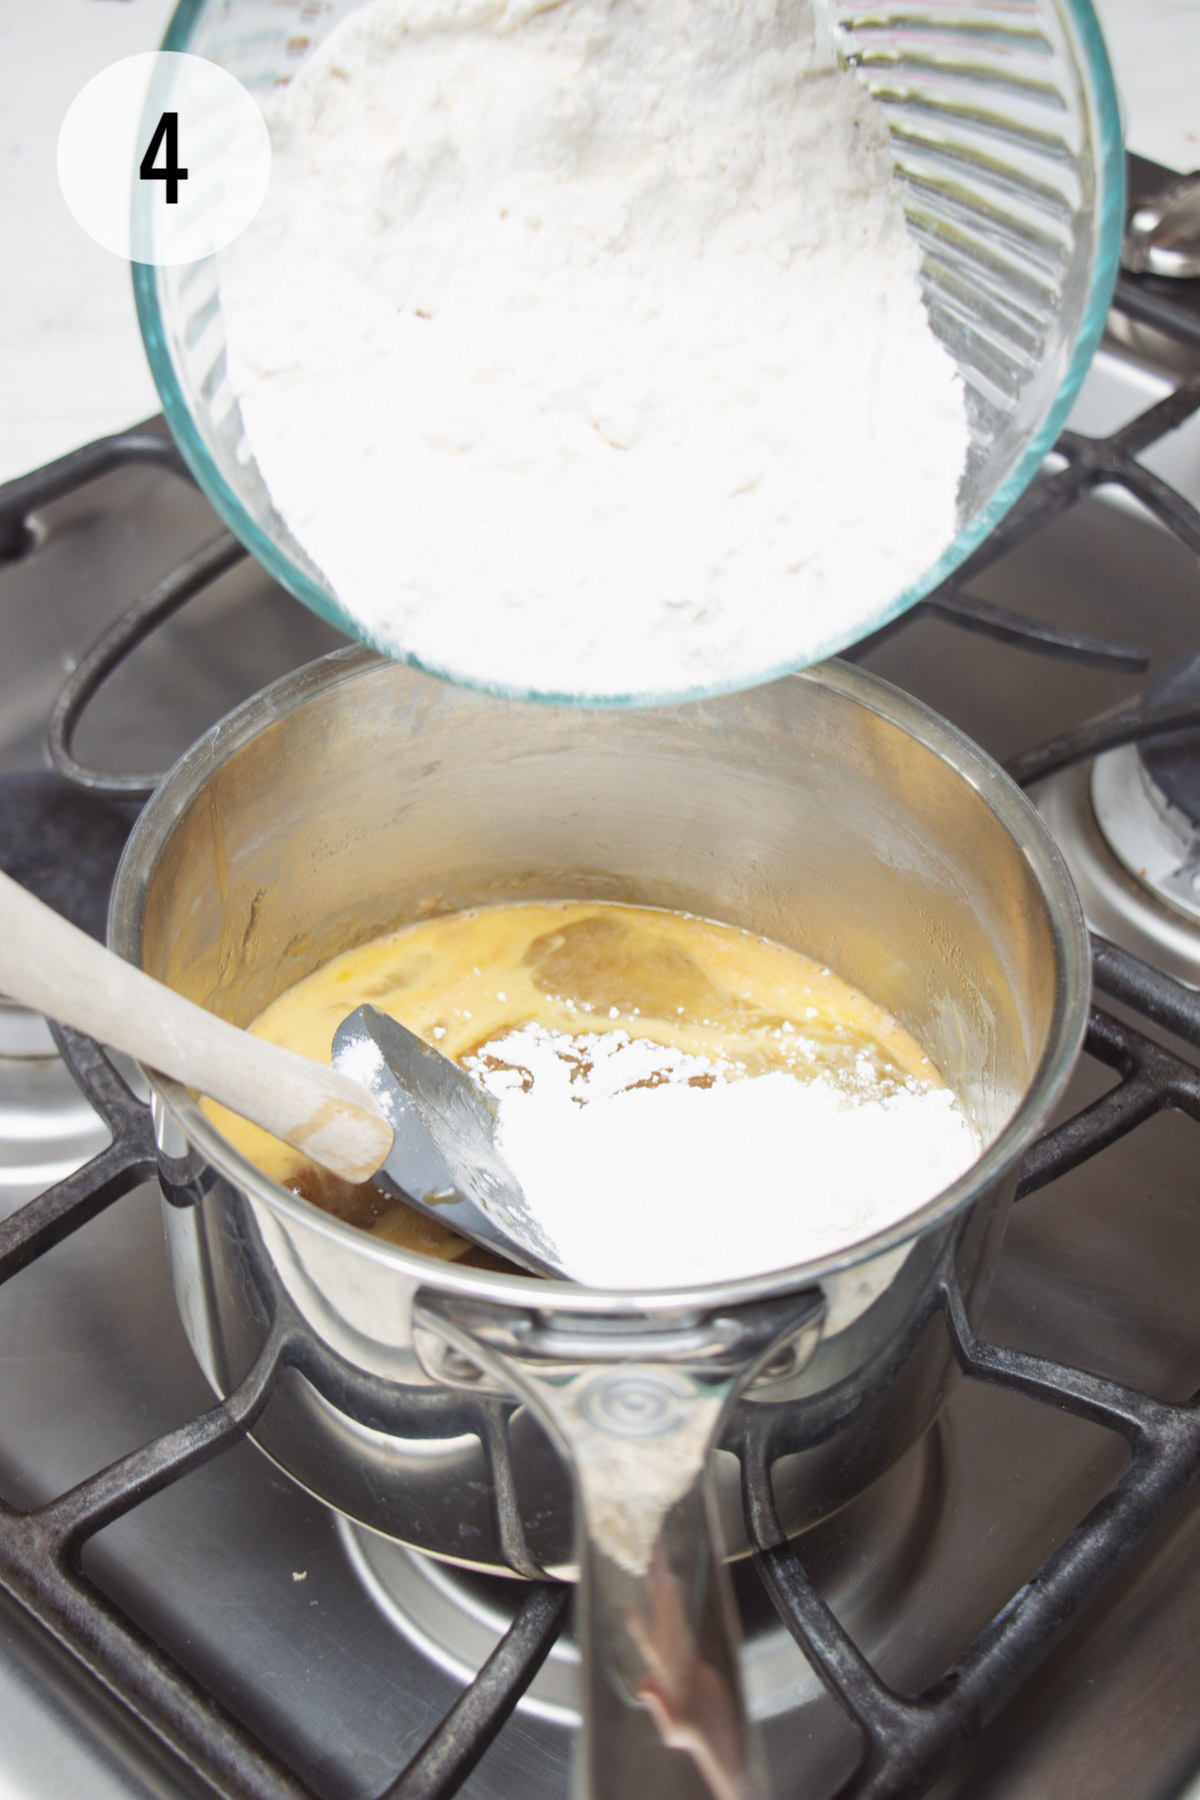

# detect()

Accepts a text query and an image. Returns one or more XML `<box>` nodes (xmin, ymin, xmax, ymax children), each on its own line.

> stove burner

<box><xmin>1032</xmin><ymin>655</ymin><xmax>1200</xmax><ymax>981</ymax></box>
<box><xmin>0</xmin><ymin>995</ymin><xmax>112</xmax><ymax>1206</ymax></box>
<box><xmin>1035</xmin><ymin>757</ymin><xmax>1200</xmax><ymax>985</ymax></box>
<box><xmin>1138</xmin><ymin>650</ymin><xmax>1200</xmax><ymax>826</ymax></box>
<box><xmin>0</xmin><ymin>776</ymin><xmax>136</xmax><ymax>1205</ymax></box>
<box><xmin>340</xmin><ymin>1421</ymin><xmax>947</xmax><ymax>1733</ymax></box>
<box><xmin>0</xmin><ymin>772</ymin><xmax>136</xmax><ymax>941</ymax></box>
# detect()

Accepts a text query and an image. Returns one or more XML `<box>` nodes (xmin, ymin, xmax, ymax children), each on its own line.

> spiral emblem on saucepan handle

<box><xmin>576</xmin><ymin>1369</ymin><xmax>691</xmax><ymax>1438</ymax></box>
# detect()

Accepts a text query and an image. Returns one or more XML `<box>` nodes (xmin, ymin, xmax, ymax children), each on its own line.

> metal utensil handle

<box><xmin>332</xmin><ymin>1005</ymin><xmax>564</xmax><ymax>1277</ymax></box>
<box><xmin>416</xmin><ymin>1289</ymin><xmax>825</xmax><ymax>1800</ymax></box>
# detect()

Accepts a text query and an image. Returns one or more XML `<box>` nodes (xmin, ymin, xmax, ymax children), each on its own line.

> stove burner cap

<box><xmin>1138</xmin><ymin>650</ymin><xmax>1200</xmax><ymax>828</ymax></box>
<box><xmin>0</xmin><ymin>772</ymin><xmax>137</xmax><ymax>942</ymax></box>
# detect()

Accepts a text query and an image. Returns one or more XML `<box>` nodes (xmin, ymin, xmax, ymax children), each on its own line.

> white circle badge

<box><xmin>58</xmin><ymin>52</ymin><xmax>271</xmax><ymax>266</ymax></box>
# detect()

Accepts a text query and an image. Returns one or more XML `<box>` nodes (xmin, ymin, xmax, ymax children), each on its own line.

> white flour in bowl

<box><xmin>465</xmin><ymin>1024</ymin><xmax>980</xmax><ymax>1287</ymax></box>
<box><xmin>219</xmin><ymin>0</ymin><xmax>969</xmax><ymax>701</ymax></box>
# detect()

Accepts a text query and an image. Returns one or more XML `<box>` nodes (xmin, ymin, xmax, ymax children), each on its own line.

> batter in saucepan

<box><xmin>205</xmin><ymin>901</ymin><xmax>979</xmax><ymax>1284</ymax></box>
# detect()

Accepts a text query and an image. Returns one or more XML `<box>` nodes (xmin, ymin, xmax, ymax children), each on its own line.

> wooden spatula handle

<box><xmin>0</xmin><ymin>869</ymin><xmax>393</xmax><ymax>1184</ymax></box>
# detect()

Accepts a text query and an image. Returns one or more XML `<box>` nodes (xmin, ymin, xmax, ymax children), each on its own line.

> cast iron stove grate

<box><xmin>4</xmin><ymin>270</ymin><xmax>1200</xmax><ymax>1797</ymax></box>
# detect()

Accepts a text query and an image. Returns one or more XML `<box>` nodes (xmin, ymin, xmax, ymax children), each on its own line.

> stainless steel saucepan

<box><xmin>108</xmin><ymin>650</ymin><xmax>1089</xmax><ymax>1800</ymax></box>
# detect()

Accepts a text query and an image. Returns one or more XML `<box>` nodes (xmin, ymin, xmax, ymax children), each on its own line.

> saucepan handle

<box><xmin>415</xmin><ymin>1288</ymin><xmax>825</xmax><ymax>1800</ymax></box>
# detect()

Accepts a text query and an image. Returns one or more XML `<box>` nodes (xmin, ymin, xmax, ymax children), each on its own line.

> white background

<box><xmin>1</xmin><ymin>0</ymin><xmax>1198</xmax><ymax>484</ymax></box>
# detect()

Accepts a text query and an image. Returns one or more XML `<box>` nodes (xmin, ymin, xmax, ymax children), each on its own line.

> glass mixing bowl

<box><xmin>135</xmin><ymin>0</ymin><xmax>1124</xmax><ymax>706</ymax></box>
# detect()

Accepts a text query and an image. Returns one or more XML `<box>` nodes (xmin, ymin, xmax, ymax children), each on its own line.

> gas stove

<box><xmin>5</xmin><ymin>199</ymin><xmax>1200</xmax><ymax>1800</ymax></box>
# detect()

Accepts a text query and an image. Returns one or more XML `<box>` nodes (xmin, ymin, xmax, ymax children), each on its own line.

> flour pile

<box><xmin>219</xmin><ymin>0</ymin><xmax>969</xmax><ymax>700</ymax></box>
<box><xmin>464</xmin><ymin>1025</ymin><xmax>980</xmax><ymax>1287</ymax></box>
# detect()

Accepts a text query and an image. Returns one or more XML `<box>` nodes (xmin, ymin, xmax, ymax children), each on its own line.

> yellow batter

<box><xmin>204</xmin><ymin>901</ymin><xmax>939</xmax><ymax>1267</ymax></box>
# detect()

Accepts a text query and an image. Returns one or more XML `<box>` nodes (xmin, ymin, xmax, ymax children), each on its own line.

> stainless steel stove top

<box><xmin>3</xmin><ymin>308</ymin><xmax>1200</xmax><ymax>1800</ymax></box>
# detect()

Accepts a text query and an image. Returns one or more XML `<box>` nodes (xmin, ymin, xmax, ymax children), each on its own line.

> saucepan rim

<box><xmin>109</xmin><ymin>647</ymin><xmax>1090</xmax><ymax>1313</ymax></box>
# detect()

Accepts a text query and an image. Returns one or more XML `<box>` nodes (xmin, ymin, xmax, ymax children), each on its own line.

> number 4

<box><xmin>140</xmin><ymin>111</ymin><xmax>188</xmax><ymax>206</ymax></box>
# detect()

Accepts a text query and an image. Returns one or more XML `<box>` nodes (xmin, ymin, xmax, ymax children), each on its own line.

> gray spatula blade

<box><xmin>331</xmin><ymin>1005</ymin><xmax>565</xmax><ymax>1278</ymax></box>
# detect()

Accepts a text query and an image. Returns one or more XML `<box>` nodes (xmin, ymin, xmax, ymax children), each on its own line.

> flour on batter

<box><xmin>220</xmin><ymin>0</ymin><xmax>969</xmax><ymax>697</ymax></box>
